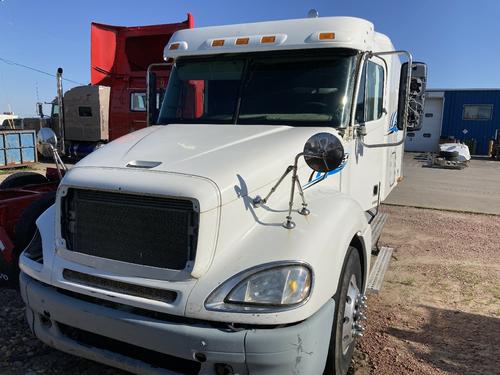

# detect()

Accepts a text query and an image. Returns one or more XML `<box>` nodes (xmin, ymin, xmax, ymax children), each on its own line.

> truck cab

<box><xmin>19</xmin><ymin>15</ymin><xmax>426</xmax><ymax>375</ymax></box>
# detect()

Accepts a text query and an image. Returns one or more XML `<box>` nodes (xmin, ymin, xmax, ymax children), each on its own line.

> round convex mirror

<box><xmin>37</xmin><ymin>127</ymin><xmax>58</xmax><ymax>158</ymax></box>
<box><xmin>303</xmin><ymin>132</ymin><xmax>344</xmax><ymax>172</ymax></box>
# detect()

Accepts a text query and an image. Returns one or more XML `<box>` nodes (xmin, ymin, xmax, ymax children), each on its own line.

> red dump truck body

<box><xmin>90</xmin><ymin>14</ymin><xmax>194</xmax><ymax>141</ymax></box>
<box><xmin>0</xmin><ymin>17</ymin><xmax>195</xmax><ymax>285</ymax></box>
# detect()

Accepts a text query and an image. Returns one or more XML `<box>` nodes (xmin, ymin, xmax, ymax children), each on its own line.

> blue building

<box><xmin>405</xmin><ymin>89</ymin><xmax>500</xmax><ymax>155</ymax></box>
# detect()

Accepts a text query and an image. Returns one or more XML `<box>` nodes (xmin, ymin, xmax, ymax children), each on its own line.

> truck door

<box><xmin>350</xmin><ymin>58</ymin><xmax>387</xmax><ymax>210</ymax></box>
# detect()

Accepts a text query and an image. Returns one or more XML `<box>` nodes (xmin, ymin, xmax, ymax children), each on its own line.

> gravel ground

<box><xmin>0</xmin><ymin>290</ymin><xmax>123</xmax><ymax>375</ymax></box>
<box><xmin>351</xmin><ymin>205</ymin><xmax>500</xmax><ymax>375</ymax></box>
<box><xmin>1</xmin><ymin>205</ymin><xmax>499</xmax><ymax>374</ymax></box>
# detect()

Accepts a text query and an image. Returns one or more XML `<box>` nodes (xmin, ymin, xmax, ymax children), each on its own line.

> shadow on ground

<box><xmin>388</xmin><ymin>305</ymin><xmax>500</xmax><ymax>375</ymax></box>
<box><xmin>410</xmin><ymin>152</ymin><xmax>429</xmax><ymax>162</ymax></box>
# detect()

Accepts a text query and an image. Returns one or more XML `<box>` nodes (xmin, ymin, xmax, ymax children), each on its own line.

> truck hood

<box><xmin>76</xmin><ymin>124</ymin><xmax>338</xmax><ymax>210</ymax></box>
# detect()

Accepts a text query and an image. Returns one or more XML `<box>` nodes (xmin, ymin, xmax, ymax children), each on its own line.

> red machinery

<box><xmin>90</xmin><ymin>13</ymin><xmax>194</xmax><ymax>140</ymax></box>
<box><xmin>41</xmin><ymin>14</ymin><xmax>195</xmax><ymax>157</ymax></box>
<box><xmin>0</xmin><ymin>170</ymin><xmax>60</xmax><ymax>286</ymax></box>
<box><xmin>0</xmin><ymin>15</ymin><xmax>194</xmax><ymax>285</ymax></box>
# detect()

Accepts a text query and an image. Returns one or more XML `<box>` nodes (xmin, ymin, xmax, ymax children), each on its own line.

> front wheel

<box><xmin>324</xmin><ymin>246</ymin><xmax>365</xmax><ymax>375</ymax></box>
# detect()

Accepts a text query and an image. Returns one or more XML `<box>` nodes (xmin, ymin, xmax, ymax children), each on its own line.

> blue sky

<box><xmin>1</xmin><ymin>0</ymin><xmax>499</xmax><ymax>116</ymax></box>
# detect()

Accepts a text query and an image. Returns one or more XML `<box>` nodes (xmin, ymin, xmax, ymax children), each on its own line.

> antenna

<box><xmin>35</xmin><ymin>81</ymin><xmax>40</xmax><ymax>102</ymax></box>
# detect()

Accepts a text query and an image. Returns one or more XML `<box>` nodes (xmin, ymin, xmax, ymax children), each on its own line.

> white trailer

<box><xmin>19</xmin><ymin>15</ymin><xmax>426</xmax><ymax>375</ymax></box>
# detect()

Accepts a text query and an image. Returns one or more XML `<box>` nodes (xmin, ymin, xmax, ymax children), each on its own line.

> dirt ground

<box><xmin>351</xmin><ymin>205</ymin><xmax>500</xmax><ymax>375</ymax></box>
<box><xmin>1</xmin><ymin>204</ymin><xmax>499</xmax><ymax>374</ymax></box>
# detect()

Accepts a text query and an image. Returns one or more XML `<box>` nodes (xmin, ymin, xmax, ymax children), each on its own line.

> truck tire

<box><xmin>11</xmin><ymin>191</ymin><xmax>56</xmax><ymax>278</ymax></box>
<box><xmin>0</xmin><ymin>172</ymin><xmax>48</xmax><ymax>189</ymax></box>
<box><xmin>324</xmin><ymin>246</ymin><xmax>362</xmax><ymax>375</ymax></box>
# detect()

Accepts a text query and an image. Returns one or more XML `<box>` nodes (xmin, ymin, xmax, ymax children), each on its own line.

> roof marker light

<box><xmin>235</xmin><ymin>37</ymin><xmax>250</xmax><ymax>45</ymax></box>
<box><xmin>212</xmin><ymin>39</ymin><xmax>225</xmax><ymax>47</ymax></box>
<box><xmin>261</xmin><ymin>35</ymin><xmax>276</xmax><ymax>44</ymax></box>
<box><xmin>319</xmin><ymin>32</ymin><xmax>335</xmax><ymax>40</ymax></box>
<box><xmin>169</xmin><ymin>43</ymin><xmax>180</xmax><ymax>50</ymax></box>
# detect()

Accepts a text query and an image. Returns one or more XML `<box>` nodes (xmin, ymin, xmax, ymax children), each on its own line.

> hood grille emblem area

<box><xmin>126</xmin><ymin>160</ymin><xmax>162</xmax><ymax>169</ymax></box>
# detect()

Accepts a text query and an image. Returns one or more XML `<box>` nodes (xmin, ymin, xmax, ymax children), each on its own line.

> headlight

<box><xmin>205</xmin><ymin>263</ymin><xmax>312</xmax><ymax>312</ymax></box>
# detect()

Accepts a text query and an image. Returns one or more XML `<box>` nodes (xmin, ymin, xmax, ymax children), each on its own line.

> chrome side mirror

<box><xmin>303</xmin><ymin>132</ymin><xmax>345</xmax><ymax>172</ymax></box>
<box><xmin>37</xmin><ymin>127</ymin><xmax>67</xmax><ymax>179</ymax></box>
<box><xmin>37</xmin><ymin>128</ymin><xmax>58</xmax><ymax>158</ymax></box>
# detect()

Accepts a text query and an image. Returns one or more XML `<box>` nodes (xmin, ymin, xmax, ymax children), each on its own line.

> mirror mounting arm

<box><xmin>356</xmin><ymin>126</ymin><xmax>407</xmax><ymax>148</ymax></box>
<box><xmin>352</xmin><ymin>50</ymin><xmax>413</xmax><ymax>149</ymax></box>
<box><xmin>254</xmin><ymin>132</ymin><xmax>344</xmax><ymax>230</ymax></box>
<box><xmin>146</xmin><ymin>62</ymin><xmax>173</xmax><ymax>126</ymax></box>
<box><xmin>347</xmin><ymin>51</ymin><xmax>370</xmax><ymax>140</ymax></box>
<box><xmin>284</xmin><ymin>152</ymin><xmax>310</xmax><ymax>230</ymax></box>
<box><xmin>253</xmin><ymin>165</ymin><xmax>294</xmax><ymax>208</ymax></box>
<box><xmin>253</xmin><ymin>152</ymin><xmax>311</xmax><ymax>230</ymax></box>
<box><xmin>49</xmin><ymin>144</ymin><xmax>68</xmax><ymax>179</ymax></box>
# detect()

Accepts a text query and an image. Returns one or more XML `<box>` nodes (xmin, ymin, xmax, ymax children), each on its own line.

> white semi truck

<box><xmin>19</xmin><ymin>15</ymin><xmax>426</xmax><ymax>375</ymax></box>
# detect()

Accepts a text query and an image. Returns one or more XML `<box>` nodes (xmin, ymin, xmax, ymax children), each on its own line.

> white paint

<box><xmin>21</xmin><ymin>16</ymin><xmax>408</xmax><ymax>329</ymax></box>
<box><xmin>165</xmin><ymin>16</ymin><xmax>393</xmax><ymax>59</ymax></box>
<box><xmin>0</xmin><ymin>113</ymin><xmax>18</xmax><ymax>127</ymax></box>
<box><xmin>439</xmin><ymin>143</ymin><xmax>471</xmax><ymax>161</ymax></box>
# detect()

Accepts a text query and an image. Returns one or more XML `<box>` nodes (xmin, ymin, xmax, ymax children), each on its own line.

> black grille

<box><xmin>63</xmin><ymin>269</ymin><xmax>178</xmax><ymax>303</ymax></box>
<box><xmin>61</xmin><ymin>189</ymin><xmax>199</xmax><ymax>270</ymax></box>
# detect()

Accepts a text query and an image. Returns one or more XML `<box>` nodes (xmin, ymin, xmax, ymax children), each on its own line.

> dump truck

<box><xmin>0</xmin><ymin>17</ymin><xmax>194</xmax><ymax>285</ymax></box>
<box><xmin>28</xmin><ymin>14</ymin><xmax>194</xmax><ymax>158</ymax></box>
<box><xmin>19</xmin><ymin>14</ymin><xmax>427</xmax><ymax>375</ymax></box>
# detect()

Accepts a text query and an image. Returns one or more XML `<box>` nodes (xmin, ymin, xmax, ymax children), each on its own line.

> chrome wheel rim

<box><xmin>341</xmin><ymin>274</ymin><xmax>360</xmax><ymax>355</ymax></box>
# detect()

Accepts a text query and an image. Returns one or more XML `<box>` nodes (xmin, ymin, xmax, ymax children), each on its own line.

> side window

<box><xmin>78</xmin><ymin>106</ymin><xmax>92</xmax><ymax>117</ymax></box>
<box><xmin>355</xmin><ymin>61</ymin><xmax>385</xmax><ymax>123</ymax></box>
<box><xmin>131</xmin><ymin>92</ymin><xmax>164</xmax><ymax>113</ymax></box>
<box><xmin>52</xmin><ymin>104</ymin><xmax>60</xmax><ymax>116</ymax></box>
<box><xmin>355</xmin><ymin>65</ymin><xmax>366</xmax><ymax>124</ymax></box>
<box><xmin>130</xmin><ymin>92</ymin><xmax>147</xmax><ymax>112</ymax></box>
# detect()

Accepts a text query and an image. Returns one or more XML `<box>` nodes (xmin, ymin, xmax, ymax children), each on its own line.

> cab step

<box><xmin>367</xmin><ymin>246</ymin><xmax>393</xmax><ymax>294</ymax></box>
<box><xmin>369</xmin><ymin>212</ymin><xmax>389</xmax><ymax>252</ymax></box>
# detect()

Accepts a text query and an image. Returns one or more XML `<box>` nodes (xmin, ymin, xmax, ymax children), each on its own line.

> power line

<box><xmin>0</xmin><ymin>56</ymin><xmax>85</xmax><ymax>85</ymax></box>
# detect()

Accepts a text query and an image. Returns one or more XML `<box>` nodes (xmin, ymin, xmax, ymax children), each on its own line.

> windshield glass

<box><xmin>157</xmin><ymin>48</ymin><xmax>358</xmax><ymax>127</ymax></box>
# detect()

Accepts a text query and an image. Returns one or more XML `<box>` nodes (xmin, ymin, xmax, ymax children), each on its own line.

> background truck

<box><xmin>26</xmin><ymin>14</ymin><xmax>194</xmax><ymax>158</ymax></box>
<box><xmin>20</xmin><ymin>14</ymin><xmax>426</xmax><ymax>375</ymax></box>
<box><xmin>0</xmin><ymin>17</ymin><xmax>194</xmax><ymax>285</ymax></box>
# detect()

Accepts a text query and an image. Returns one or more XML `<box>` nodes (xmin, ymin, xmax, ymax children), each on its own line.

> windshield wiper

<box><xmin>232</xmin><ymin>59</ymin><xmax>255</xmax><ymax>124</ymax></box>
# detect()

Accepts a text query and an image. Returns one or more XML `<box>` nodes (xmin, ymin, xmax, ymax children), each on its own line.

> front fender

<box><xmin>185</xmin><ymin>186</ymin><xmax>371</xmax><ymax>325</ymax></box>
<box><xmin>18</xmin><ymin>204</ymin><xmax>56</xmax><ymax>285</ymax></box>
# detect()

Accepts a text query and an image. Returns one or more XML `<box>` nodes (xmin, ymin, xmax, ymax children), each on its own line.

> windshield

<box><xmin>157</xmin><ymin>48</ymin><xmax>358</xmax><ymax>127</ymax></box>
